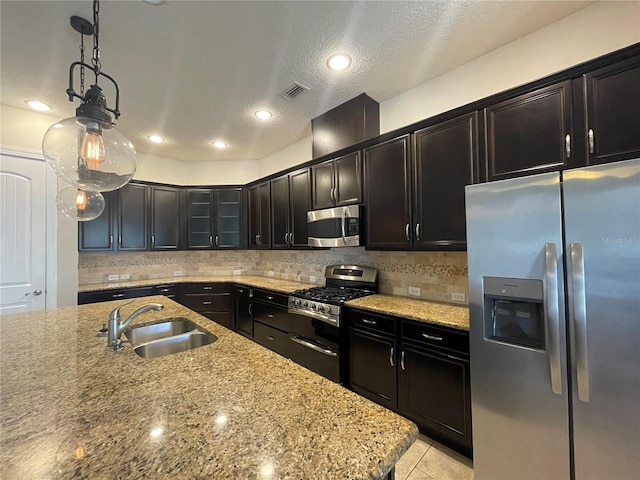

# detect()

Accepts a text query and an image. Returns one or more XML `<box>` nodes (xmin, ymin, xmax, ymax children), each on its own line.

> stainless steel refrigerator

<box><xmin>465</xmin><ymin>158</ymin><xmax>640</xmax><ymax>479</ymax></box>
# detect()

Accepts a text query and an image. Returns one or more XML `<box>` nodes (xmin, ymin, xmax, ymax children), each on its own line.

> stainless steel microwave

<box><xmin>307</xmin><ymin>205</ymin><xmax>362</xmax><ymax>247</ymax></box>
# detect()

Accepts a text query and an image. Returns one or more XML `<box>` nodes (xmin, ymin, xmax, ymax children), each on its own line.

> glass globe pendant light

<box><xmin>42</xmin><ymin>0</ymin><xmax>136</xmax><ymax>196</ymax></box>
<box><xmin>56</xmin><ymin>185</ymin><xmax>105</xmax><ymax>221</ymax></box>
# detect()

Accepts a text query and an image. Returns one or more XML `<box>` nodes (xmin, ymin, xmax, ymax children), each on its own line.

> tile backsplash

<box><xmin>79</xmin><ymin>247</ymin><xmax>468</xmax><ymax>304</ymax></box>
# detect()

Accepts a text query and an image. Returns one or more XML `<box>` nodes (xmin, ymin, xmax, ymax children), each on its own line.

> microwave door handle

<box><xmin>341</xmin><ymin>208</ymin><xmax>347</xmax><ymax>244</ymax></box>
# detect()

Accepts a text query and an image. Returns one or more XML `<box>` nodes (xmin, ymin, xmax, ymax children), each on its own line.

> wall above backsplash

<box><xmin>78</xmin><ymin>248</ymin><xmax>469</xmax><ymax>305</ymax></box>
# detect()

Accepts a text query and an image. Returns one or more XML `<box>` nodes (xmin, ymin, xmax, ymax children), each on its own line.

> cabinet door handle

<box><xmin>330</xmin><ymin>187</ymin><xmax>336</xmax><ymax>204</ymax></box>
<box><xmin>248</xmin><ymin>304</ymin><xmax>252</xmax><ymax>315</ymax></box>
<box><xmin>362</xmin><ymin>318</ymin><xmax>377</xmax><ymax>325</ymax></box>
<box><xmin>109</xmin><ymin>235</ymin><xmax>113</xmax><ymax>247</ymax></box>
<box><xmin>159</xmin><ymin>289</ymin><xmax>170</xmax><ymax>293</ymax></box>
<box><xmin>415</xmin><ymin>223</ymin><xmax>420</xmax><ymax>241</ymax></box>
<box><xmin>237</xmin><ymin>288</ymin><xmax>244</xmax><ymax>293</ymax></box>
<box><xmin>588</xmin><ymin>129</ymin><xmax>595</xmax><ymax>154</ymax></box>
<box><xmin>112</xmin><ymin>293</ymin><xmax>125</xmax><ymax>298</ymax></box>
<box><xmin>565</xmin><ymin>134</ymin><xmax>571</xmax><ymax>159</ymax></box>
<box><xmin>334</xmin><ymin>187</ymin><xmax>340</xmax><ymax>204</ymax></box>
<box><xmin>257</xmin><ymin>234</ymin><xmax>261</xmax><ymax>245</ymax></box>
<box><xmin>422</xmin><ymin>333</ymin><xmax>443</xmax><ymax>341</ymax></box>
<box><xmin>266</xmin><ymin>295</ymin><xmax>274</xmax><ymax>301</ymax></box>
<box><xmin>267</xmin><ymin>335</ymin><xmax>275</xmax><ymax>341</ymax></box>
<box><xmin>289</xmin><ymin>232</ymin><xmax>294</xmax><ymax>245</ymax></box>
<box><xmin>255</xmin><ymin>234</ymin><xmax>259</xmax><ymax>245</ymax></box>
<box><xmin>267</xmin><ymin>314</ymin><xmax>274</xmax><ymax>318</ymax></box>
<box><xmin>215</xmin><ymin>235</ymin><xmax>219</xmax><ymax>247</ymax></box>
<box><xmin>151</xmin><ymin>235</ymin><xmax>155</xmax><ymax>247</ymax></box>
<box><xmin>405</xmin><ymin>223</ymin><xmax>410</xmax><ymax>241</ymax></box>
<box><xmin>400</xmin><ymin>350</ymin><xmax>406</xmax><ymax>371</ymax></box>
<box><xmin>284</xmin><ymin>232</ymin><xmax>289</xmax><ymax>245</ymax></box>
<box><xmin>118</xmin><ymin>235</ymin><xmax>122</xmax><ymax>247</ymax></box>
<box><xmin>209</xmin><ymin>235</ymin><xmax>213</xmax><ymax>247</ymax></box>
<box><xmin>389</xmin><ymin>346</ymin><xmax>395</xmax><ymax>367</ymax></box>
<box><xmin>202</xmin><ymin>301</ymin><xmax>212</xmax><ymax>305</ymax></box>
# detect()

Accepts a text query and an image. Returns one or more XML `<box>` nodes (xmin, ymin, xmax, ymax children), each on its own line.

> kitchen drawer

<box><xmin>153</xmin><ymin>284</ymin><xmax>176</xmax><ymax>298</ymax></box>
<box><xmin>253</xmin><ymin>289</ymin><xmax>288</xmax><ymax>308</ymax></box>
<box><xmin>253</xmin><ymin>321</ymin><xmax>291</xmax><ymax>358</ymax></box>
<box><xmin>181</xmin><ymin>283</ymin><xmax>230</xmax><ymax>294</ymax></box>
<box><xmin>181</xmin><ymin>293</ymin><xmax>230</xmax><ymax>313</ymax></box>
<box><xmin>401</xmin><ymin>320</ymin><xmax>469</xmax><ymax>355</ymax></box>
<box><xmin>346</xmin><ymin>308</ymin><xmax>398</xmax><ymax>336</ymax></box>
<box><xmin>78</xmin><ymin>286</ymin><xmax>154</xmax><ymax>305</ymax></box>
<box><xmin>253</xmin><ymin>301</ymin><xmax>290</xmax><ymax>332</ymax></box>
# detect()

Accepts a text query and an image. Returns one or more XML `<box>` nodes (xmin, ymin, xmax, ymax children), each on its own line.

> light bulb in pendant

<box><xmin>80</xmin><ymin>122</ymin><xmax>106</xmax><ymax>169</ymax></box>
<box><xmin>75</xmin><ymin>189</ymin><xmax>88</xmax><ymax>210</ymax></box>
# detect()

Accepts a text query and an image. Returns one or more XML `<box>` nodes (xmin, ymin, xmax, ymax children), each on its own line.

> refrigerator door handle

<box><xmin>545</xmin><ymin>242</ymin><xmax>563</xmax><ymax>395</ymax></box>
<box><xmin>571</xmin><ymin>242</ymin><xmax>590</xmax><ymax>402</ymax></box>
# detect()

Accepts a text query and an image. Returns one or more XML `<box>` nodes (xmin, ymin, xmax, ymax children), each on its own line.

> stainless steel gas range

<box><xmin>286</xmin><ymin>265</ymin><xmax>378</xmax><ymax>383</ymax></box>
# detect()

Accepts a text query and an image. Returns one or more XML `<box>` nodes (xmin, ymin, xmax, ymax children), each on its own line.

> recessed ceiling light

<box><xmin>147</xmin><ymin>135</ymin><xmax>165</xmax><ymax>143</ymax></box>
<box><xmin>254</xmin><ymin>110</ymin><xmax>273</xmax><ymax>120</ymax></box>
<box><xmin>326</xmin><ymin>53</ymin><xmax>352</xmax><ymax>71</ymax></box>
<box><xmin>26</xmin><ymin>100</ymin><xmax>52</xmax><ymax>112</ymax></box>
<box><xmin>210</xmin><ymin>140</ymin><xmax>227</xmax><ymax>149</ymax></box>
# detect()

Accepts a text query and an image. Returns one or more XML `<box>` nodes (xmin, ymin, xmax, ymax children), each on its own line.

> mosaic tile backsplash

<box><xmin>78</xmin><ymin>248</ymin><xmax>469</xmax><ymax>304</ymax></box>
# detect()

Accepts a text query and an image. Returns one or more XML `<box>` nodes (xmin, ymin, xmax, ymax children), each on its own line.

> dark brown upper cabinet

<box><xmin>363</xmin><ymin>135</ymin><xmax>412</xmax><ymax>249</ymax></box>
<box><xmin>413</xmin><ymin>112</ymin><xmax>478</xmax><ymax>250</ymax></box>
<box><xmin>78</xmin><ymin>190</ymin><xmax>116</xmax><ymax>251</ymax></box>
<box><xmin>271</xmin><ymin>169</ymin><xmax>311</xmax><ymax>249</ymax></box>
<box><xmin>118</xmin><ymin>182</ymin><xmax>149</xmax><ymax>251</ymax></box>
<box><xmin>185</xmin><ymin>188</ymin><xmax>242</xmax><ymax>249</ymax></box>
<box><xmin>247</xmin><ymin>182</ymin><xmax>270</xmax><ymax>249</ymax></box>
<box><xmin>311</xmin><ymin>151</ymin><xmax>362</xmax><ymax>210</ymax></box>
<box><xmin>150</xmin><ymin>186</ymin><xmax>180</xmax><ymax>250</ymax></box>
<box><xmin>584</xmin><ymin>56</ymin><xmax>640</xmax><ymax>165</ymax></box>
<box><xmin>484</xmin><ymin>80</ymin><xmax>574</xmax><ymax>181</ymax></box>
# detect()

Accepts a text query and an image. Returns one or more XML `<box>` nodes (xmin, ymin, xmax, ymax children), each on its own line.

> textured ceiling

<box><xmin>0</xmin><ymin>1</ymin><xmax>593</xmax><ymax>162</ymax></box>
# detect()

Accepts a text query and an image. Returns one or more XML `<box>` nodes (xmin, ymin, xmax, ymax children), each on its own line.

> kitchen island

<box><xmin>0</xmin><ymin>296</ymin><xmax>418</xmax><ymax>479</ymax></box>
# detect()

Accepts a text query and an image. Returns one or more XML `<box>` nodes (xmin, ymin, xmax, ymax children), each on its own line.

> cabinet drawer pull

<box><xmin>565</xmin><ymin>134</ymin><xmax>571</xmax><ymax>159</ymax></box>
<box><xmin>159</xmin><ymin>289</ymin><xmax>170</xmax><ymax>293</ymax></box>
<box><xmin>237</xmin><ymin>288</ymin><xmax>244</xmax><ymax>293</ymax></box>
<box><xmin>112</xmin><ymin>293</ymin><xmax>125</xmax><ymax>298</ymax></box>
<box><xmin>390</xmin><ymin>346</ymin><xmax>394</xmax><ymax>367</ymax></box>
<box><xmin>202</xmin><ymin>301</ymin><xmax>212</xmax><ymax>305</ymax></box>
<box><xmin>401</xmin><ymin>350</ymin><xmax>406</xmax><ymax>371</ymax></box>
<box><xmin>588</xmin><ymin>129</ymin><xmax>595</xmax><ymax>154</ymax></box>
<box><xmin>267</xmin><ymin>335</ymin><xmax>275</xmax><ymax>341</ymax></box>
<box><xmin>203</xmin><ymin>286</ymin><xmax>213</xmax><ymax>290</ymax></box>
<box><xmin>266</xmin><ymin>295</ymin><xmax>274</xmax><ymax>301</ymax></box>
<box><xmin>267</xmin><ymin>314</ymin><xmax>274</xmax><ymax>318</ymax></box>
<box><xmin>422</xmin><ymin>333</ymin><xmax>443</xmax><ymax>341</ymax></box>
<box><xmin>362</xmin><ymin>319</ymin><xmax>377</xmax><ymax>325</ymax></box>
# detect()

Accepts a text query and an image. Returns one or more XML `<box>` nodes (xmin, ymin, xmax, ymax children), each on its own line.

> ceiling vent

<box><xmin>280</xmin><ymin>82</ymin><xmax>310</xmax><ymax>100</ymax></box>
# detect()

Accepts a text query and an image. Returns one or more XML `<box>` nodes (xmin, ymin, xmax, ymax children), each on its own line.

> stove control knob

<box><xmin>317</xmin><ymin>305</ymin><xmax>325</xmax><ymax>313</ymax></box>
<box><xmin>303</xmin><ymin>301</ymin><xmax>308</xmax><ymax>308</ymax></box>
<box><xmin>311</xmin><ymin>303</ymin><xmax>317</xmax><ymax>311</ymax></box>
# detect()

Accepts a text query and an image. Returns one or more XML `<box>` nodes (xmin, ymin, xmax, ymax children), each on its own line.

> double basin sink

<box><xmin>124</xmin><ymin>318</ymin><xmax>217</xmax><ymax>359</ymax></box>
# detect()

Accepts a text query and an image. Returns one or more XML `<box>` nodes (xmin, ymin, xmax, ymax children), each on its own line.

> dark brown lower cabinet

<box><xmin>233</xmin><ymin>285</ymin><xmax>253</xmax><ymax>338</ymax></box>
<box><xmin>348</xmin><ymin>328</ymin><xmax>397</xmax><ymax>410</ymax></box>
<box><xmin>78</xmin><ymin>286</ymin><xmax>154</xmax><ymax>305</ymax></box>
<box><xmin>178</xmin><ymin>283</ymin><xmax>231</xmax><ymax>328</ymax></box>
<box><xmin>398</xmin><ymin>342</ymin><xmax>472</xmax><ymax>458</ymax></box>
<box><xmin>346</xmin><ymin>307</ymin><xmax>472</xmax><ymax>458</ymax></box>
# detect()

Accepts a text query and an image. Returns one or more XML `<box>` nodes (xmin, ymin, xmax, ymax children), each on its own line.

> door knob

<box><xmin>24</xmin><ymin>289</ymin><xmax>43</xmax><ymax>297</ymax></box>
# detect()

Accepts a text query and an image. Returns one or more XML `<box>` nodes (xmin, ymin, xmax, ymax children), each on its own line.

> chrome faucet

<box><xmin>108</xmin><ymin>301</ymin><xmax>164</xmax><ymax>351</ymax></box>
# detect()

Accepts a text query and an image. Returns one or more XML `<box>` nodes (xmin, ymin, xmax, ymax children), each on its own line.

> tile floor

<box><xmin>395</xmin><ymin>434</ymin><xmax>473</xmax><ymax>480</ymax></box>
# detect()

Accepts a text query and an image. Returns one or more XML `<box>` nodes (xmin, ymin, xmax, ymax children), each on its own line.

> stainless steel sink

<box><xmin>124</xmin><ymin>318</ymin><xmax>217</xmax><ymax>359</ymax></box>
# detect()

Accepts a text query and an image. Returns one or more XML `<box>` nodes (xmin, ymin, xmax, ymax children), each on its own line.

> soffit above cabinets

<box><xmin>0</xmin><ymin>0</ymin><xmax>593</xmax><ymax>162</ymax></box>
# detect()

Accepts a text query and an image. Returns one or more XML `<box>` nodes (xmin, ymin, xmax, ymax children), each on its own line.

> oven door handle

<box><xmin>291</xmin><ymin>335</ymin><xmax>338</xmax><ymax>357</ymax></box>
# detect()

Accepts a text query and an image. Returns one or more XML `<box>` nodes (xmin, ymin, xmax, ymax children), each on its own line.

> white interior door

<box><xmin>0</xmin><ymin>154</ymin><xmax>47</xmax><ymax>314</ymax></box>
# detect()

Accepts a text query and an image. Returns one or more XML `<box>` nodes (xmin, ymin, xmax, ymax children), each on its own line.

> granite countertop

<box><xmin>0</xmin><ymin>296</ymin><xmax>417</xmax><ymax>479</ymax></box>
<box><xmin>346</xmin><ymin>294</ymin><xmax>470</xmax><ymax>331</ymax></box>
<box><xmin>79</xmin><ymin>276</ymin><xmax>470</xmax><ymax>330</ymax></box>
<box><xmin>78</xmin><ymin>275</ymin><xmax>313</xmax><ymax>294</ymax></box>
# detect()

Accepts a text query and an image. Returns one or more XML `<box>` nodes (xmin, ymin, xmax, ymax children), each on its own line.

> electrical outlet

<box><xmin>107</xmin><ymin>274</ymin><xmax>119</xmax><ymax>282</ymax></box>
<box><xmin>309</xmin><ymin>275</ymin><xmax>317</xmax><ymax>283</ymax></box>
<box><xmin>408</xmin><ymin>286</ymin><xmax>421</xmax><ymax>296</ymax></box>
<box><xmin>267</xmin><ymin>271</ymin><xmax>274</xmax><ymax>277</ymax></box>
<box><xmin>451</xmin><ymin>292</ymin><xmax>466</xmax><ymax>302</ymax></box>
<box><xmin>174</xmin><ymin>270</ymin><xmax>185</xmax><ymax>277</ymax></box>
<box><xmin>233</xmin><ymin>270</ymin><xmax>241</xmax><ymax>275</ymax></box>
<box><xmin>120</xmin><ymin>273</ymin><xmax>130</xmax><ymax>280</ymax></box>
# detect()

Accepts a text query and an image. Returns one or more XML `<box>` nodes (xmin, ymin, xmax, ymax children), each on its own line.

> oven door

<box><xmin>288</xmin><ymin>312</ymin><xmax>341</xmax><ymax>383</ymax></box>
<box><xmin>307</xmin><ymin>205</ymin><xmax>361</xmax><ymax>247</ymax></box>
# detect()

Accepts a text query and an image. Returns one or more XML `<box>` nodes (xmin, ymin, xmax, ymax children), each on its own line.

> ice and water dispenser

<box><xmin>483</xmin><ymin>277</ymin><xmax>545</xmax><ymax>350</ymax></box>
